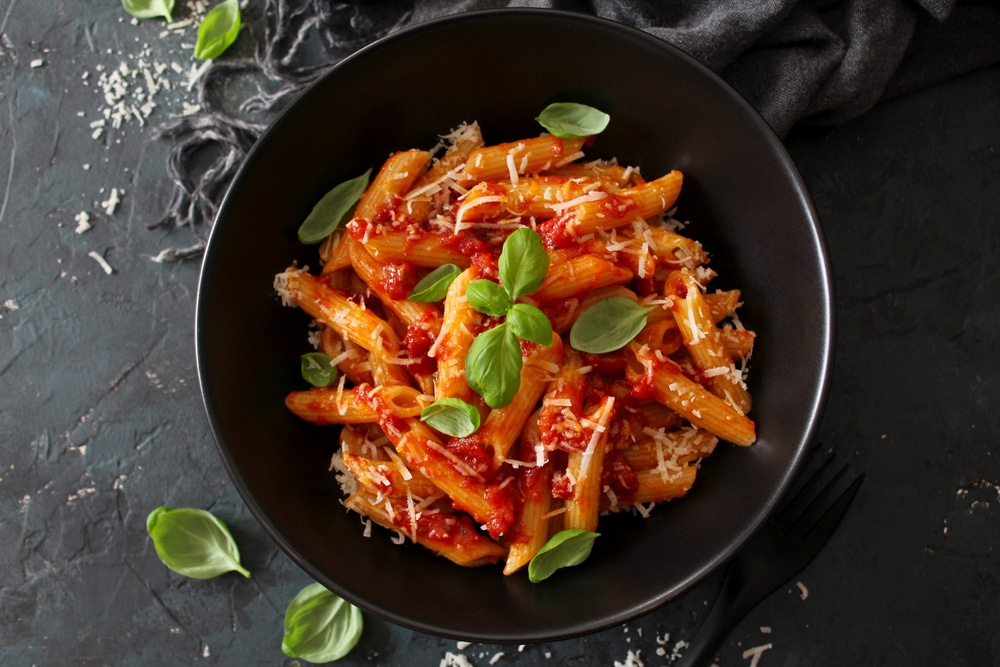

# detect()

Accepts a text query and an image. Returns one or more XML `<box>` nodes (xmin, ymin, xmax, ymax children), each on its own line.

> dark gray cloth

<box><xmin>152</xmin><ymin>0</ymin><xmax>1000</xmax><ymax>259</ymax></box>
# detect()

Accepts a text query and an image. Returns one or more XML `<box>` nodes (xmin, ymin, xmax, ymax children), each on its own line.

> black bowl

<box><xmin>196</xmin><ymin>9</ymin><xmax>833</xmax><ymax>643</ymax></box>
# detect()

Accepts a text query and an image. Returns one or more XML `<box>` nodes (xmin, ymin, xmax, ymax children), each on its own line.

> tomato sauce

<box><xmin>601</xmin><ymin>450</ymin><xmax>639</xmax><ymax>507</ymax></box>
<box><xmin>378</xmin><ymin>261</ymin><xmax>417</xmax><ymax>300</ymax></box>
<box><xmin>402</xmin><ymin>319</ymin><xmax>437</xmax><ymax>376</ymax></box>
<box><xmin>441</xmin><ymin>230</ymin><xmax>493</xmax><ymax>258</ymax></box>
<box><xmin>446</xmin><ymin>434</ymin><xmax>493</xmax><ymax>477</ymax></box>
<box><xmin>538</xmin><ymin>216</ymin><xmax>577</xmax><ymax>249</ymax></box>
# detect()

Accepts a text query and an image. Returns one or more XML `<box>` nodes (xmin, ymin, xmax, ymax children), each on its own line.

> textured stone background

<box><xmin>1</xmin><ymin>2</ymin><xmax>998</xmax><ymax>665</ymax></box>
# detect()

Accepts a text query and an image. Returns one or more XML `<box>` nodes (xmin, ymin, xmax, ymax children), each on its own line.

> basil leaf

<box><xmin>536</xmin><ymin>102</ymin><xmax>610</xmax><ymax>139</ymax></box>
<box><xmin>498</xmin><ymin>228</ymin><xmax>550</xmax><ymax>301</ymax></box>
<box><xmin>420</xmin><ymin>398</ymin><xmax>481</xmax><ymax>437</ymax></box>
<box><xmin>570</xmin><ymin>296</ymin><xmax>654</xmax><ymax>354</ymax></box>
<box><xmin>301</xmin><ymin>352</ymin><xmax>337</xmax><ymax>388</ymax></box>
<box><xmin>122</xmin><ymin>0</ymin><xmax>175</xmax><ymax>22</ymax></box>
<box><xmin>297</xmin><ymin>170</ymin><xmax>372</xmax><ymax>244</ymax></box>
<box><xmin>409</xmin><ymin>264</ymin><xmax>461</xmax><ymax>302</ymax></box>
<box><xmin>282</xmin><ymin>582</ymin><xmax>363</xmax><ymax>663</ymax></box>
<box><xmin>193</xmin><ymin>0</ymin><xmax>241</xmax><ymax>60</ymax></box>
<box><xmin>506</xmin><ymin>303</ymin><xmax>553</xmax><ymax>346</ymax></box>
<box><xmin>466</xmin><ymin>279</ymin><xmax>512</xmax><ymax>317</ymax></box>
<box><xmin>528</xmin><ymin>529</ymin><xmax>600</xmax><ymax>583</ymax></box>
<box><xmin>146</xmin><ymin>507</ymin><xmax>250</xmax><ymax>579</ymax></box>
<box><xmin>466</xmin><ymin>323</ymin><xmax>522</xmax><ymax>409</ymax></box>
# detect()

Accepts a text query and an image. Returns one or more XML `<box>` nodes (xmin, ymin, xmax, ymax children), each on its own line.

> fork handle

<box><xmin>672</xmin><ymin>568</ymin><xmax>759</xmax><ymax>667</ymax></box>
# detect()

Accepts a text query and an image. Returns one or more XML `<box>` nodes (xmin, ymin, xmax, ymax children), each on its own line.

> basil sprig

<box><xmin>300</xmin><ymin>352</ymin><xmax>337</xmax><ymax>388</ymax></box>
<box><xmin>464</xmin><ymin>228</ymin><xmax>553</xmax><ymax>409</ymax></box>
<box><xmin>420</xmin><ymin>397</ymin><xmax>481</xmax><ymax>437</ymax></box>
<box><xmin>409</xmin><ymin>263</ymin><xmax>461</xmax><ymax>302</ymax></box>
<box><xmin>298</xmin><ymin>170</ymin><xmax>372</xmax><ymax>244</ymax></box>
<box><xmin>122</xmin><ymin>0</ymin><xmax>175</xmax><ymax>21</ymax></box>
<box><xmin>282</xmin><ymin>582</ymin><xmax>363</xmax><ymax>663</ymax></box>
<box><xmin>528</xmin><ymin>529</ymin><xmax>600</xmax><ymax>583</ymax></box>
<box><xmin>536</xmin><ymin>102</ymin><xmax>610</xmax><ymax>139</ymax></box>
<box><xmin>569</xmin><ymin>296</ymin><xmax>654</xmax><ymax>354</ymax></box>
<box><xmin>194</xmin><ymin>0</ymin><xmax>241</xmax><ymax>60</ymax></box>
<box><xmin>146</xmin><ymin>507</ymin><xmax>251</xmax><ymax>579</ymax></box>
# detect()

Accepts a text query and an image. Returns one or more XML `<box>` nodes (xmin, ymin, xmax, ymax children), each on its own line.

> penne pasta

<box><xmin>285</xmin><ymin>384</ymin><xmax>430</xmax><ymax>425</ymax></box>
<box><xmin>275</xmin><ymin>116</ymin><xmax>757</xmax><ymax>575</ymax></box>
<box><xmin>665</xmin><ymin>269</ymin><xmax>752</xmax><ymax>415</ymax></box>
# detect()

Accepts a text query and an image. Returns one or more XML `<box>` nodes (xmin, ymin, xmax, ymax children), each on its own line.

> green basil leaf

<box><xmin>569</xmin><ymin>296</ymin><xmax>654</xmax><ymax>354</ymax></box>
<box><xmin>420</xmin><ymin>398</ymin><xmax>481</xmax><ymax>437</ymax></box>
<box><xmin>282</xmin><ymin>582</ymin><xmax>363</xmax><ymax>663</ymax></box>
<box><xmin>297</xmin><ymin>169</ymin><xmax>372</xmax><ymax>244</ymax></box>
<box><xmin>498</xmin><ymin>228</ymin><xmax>550</xmax><ymax>301</ymax></box>
<box><xmin>506</xmin><ymin>303</ymin><xmax>553</xmax><ymax>346</ymax></box>
<box><xmin>122</xmin><ymin>0</ymin><xmax>175</xmax><ymax>22</ymax></box>
<box><xmin>146</xmin><ymin>507</ymin><xmax>250</xmax><ymax>579</ymax></box>
<box><xmin>536</xmin><ymin>102</ymin><xmax>610</xmax><ymax>139</ymax></box>
<box><xmin>409</xmin><ymin>264</ymin><xmax>461</xmax><ymax>302</ymax></box>
<box><xmin>301</xmin><ymin>352</ymin><xmax>337</xmax><ymax>388</ymax></box>
<box><xmin>193</xmin><ymin>0</ymin><xmax>241</xmax><ymax>60</ymax></box>
<box><xmin>466</xmin><ymin>323</ymin><xmax>522</xmax><ymax>409</ymax></box>
<box><xmin>466</xmin><ymin>279</ymin><xmax>512</xmax><ymax>317</ymax></box>
<box><xmin>528</xmin><ymin>529</ymin><xmax>600</xmax><ymax>583</ymax></box>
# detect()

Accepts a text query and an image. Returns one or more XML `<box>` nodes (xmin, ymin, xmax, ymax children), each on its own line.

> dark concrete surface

<box><xmin>1</xmin><ymin>2</ymin><xmax>998</xmax><ymax>666</ymax></box>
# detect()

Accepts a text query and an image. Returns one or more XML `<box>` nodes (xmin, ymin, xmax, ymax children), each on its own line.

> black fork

<box><xmin>674</xmin><ymin>448</ymin><xmax>865</xmax><ymax>667</ymax></box>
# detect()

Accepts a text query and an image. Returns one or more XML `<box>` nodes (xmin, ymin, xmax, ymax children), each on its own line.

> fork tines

<box><xmin>776</xmin><ymin>445</ymin><xmax>864</xmax><ymax>540</ymax></box>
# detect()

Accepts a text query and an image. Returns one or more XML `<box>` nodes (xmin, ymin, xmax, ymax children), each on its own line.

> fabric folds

<box><xmin>152</xmin><ymin>0</ymin><xmax>1000</xmax><ymax>258</ymax></box>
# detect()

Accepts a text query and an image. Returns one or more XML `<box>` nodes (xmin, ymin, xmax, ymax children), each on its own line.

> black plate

<box><xmin>196</xmin><ymin>9</ymin><xmax>833</xmax><ymax>643</ymax></box>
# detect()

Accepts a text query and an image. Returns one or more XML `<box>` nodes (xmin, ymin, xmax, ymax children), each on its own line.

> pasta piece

<box><xmin>318</xmin><ymin>328</ymin><xmax>372</xmax><ymax>386</ymax></box>
<box><xmin>631</xmin><ymin>465</ymin><xmax>698</xmax><ymax>505</ymax></box>
<box><xmin>643</xmin><ymin>226</ymin><xmax>708</xmax><ymax>269</ymax></box>
<box><xmin>343</xmin><ymin>490</ymin><xmax>507</xmax><ymax>567</ymax></box>
<box><xmin>339</xmin><ymin>446</ymin><xmax>441</xmax><ymax>501</ymax></box>
<box><xmin>354</xmin><ymin>149</ymin><xmax>431</xmax><ymax>223</ymax></box>
<box><xmin>463</xmin><ymin>136</ymin><xmax>588</xmax><ymax>183</ymax></box>
<box><xmin>545</xmin><ymin>160</ymin><xmax>641</xmax><ymax>188</ymax></box>
<box><xmin>540</xmin><ymin>170</ymin><xmax>683</xmax><ymax>244</ymax></box>
<box><xmin>626</xmin><ymin>342</ymin><xmax>756</xmax><ymax>446</ymax></box>
<box><xmin>721</xmin><ymin>328</ymin><xmax>756</xmax><ymax>360</ymax></box>
<box><xmin>432</xmin><ymin>268</ymin><xmax>483</xmax><ymax>406</ymax></box>
<box><xmin>456</xmin><ymin>175</ymin><xmax>619</xmax><ymax>225</ymax></box>
<box><xmin>285</xmin><ymin>384</ymin><xmax>429</xmax><ymax>425</ymax></box>
<box><xmin>503</xmin><ymin>414</ymin><xmax>555</xmax><ymax>575</ymax></box>
<box><xmin>665</xmin><ymin>269</ymin><xmax>751</xmax><ymax>415</ymax></box>
<box><xmin>353</xmin><ymin>227</ymin><xmax>476</xmax><ymax>268</ymax></box>
<box><xmin>531</xmin><ymin>254</ymin><xmax>633</xmax><ymax>304</ymax></box>
<box><xmin>368</xmin><ymin>410</ymin><xmax>516</xmax><ymax>539</ymax></box>
<box><xmin>562</xmin><ymin>396</ymin><xmax>616</xmax><ymax>532</ymax></box>
<box><xmin>275</xmin><ymin>267</ymin><xmax>399</xmax><ymax>357</ymax></box>
<box><xmin>622</xmin><ymin>429</ymin><xmax>718</xmax><ymax>471</ymax></box>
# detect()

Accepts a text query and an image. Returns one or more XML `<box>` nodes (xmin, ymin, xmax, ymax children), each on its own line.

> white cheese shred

<box><xmin>87</xmin><ymin>251</ymin><xmax>113</xmax><ymax>275</ymax></box>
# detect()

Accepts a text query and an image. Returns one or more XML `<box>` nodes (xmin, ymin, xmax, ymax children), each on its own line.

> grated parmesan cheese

<box><xmin>742</xmin><ymin>644</ymin><xmax>773</xmax><ymax>667</ymax></box>
<box><xmin>505</xmin><ymin>152</ymin><xmax>519</xmax><ymax>185</ymax></box>
<box><xmin>87</xmin><ymin>250</ymin><xmax>113</xmax><ymax>275</ymax></box>
<box><xmin>74</xmin><ymin>211</ymin><xmax>92</xmax><ymax>235</ymax></box>
<box><xmin>101</xmin><ymin>188</ymin><xmax>122</xmax><ymax>216</ymax></box>
<box><xmin>548</xmin><ymin>189</ymin><xmax>608</xmax><ymax>213</ymax></box>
